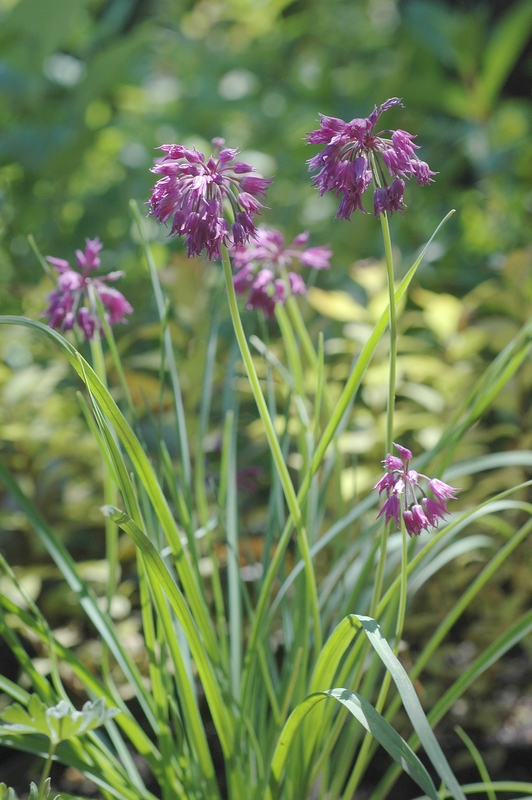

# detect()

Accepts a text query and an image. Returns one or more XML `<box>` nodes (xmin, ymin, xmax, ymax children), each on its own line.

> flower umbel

<box><xmin>307</xmin><ymin>98</ymin><xmax>435</xmax><ymax>219</ymax></box>
<box><xmin>374</xmin><ymin>443</ymin><xmax>459</xmax><ymax>537</ymax></box>
<box><xmin>43</xmin><ymin>238</ymin><xmax>133</xmax><ymax>340</ymax></box>
<box><xmin>148</xmin><ymin>138</ymin><xmax>273</xmax><ymax>261</ymax></box>
<box><xmin>229</xmin><ymin>226</ymin><xmax>331</xmax><ymax>316</ymax></box>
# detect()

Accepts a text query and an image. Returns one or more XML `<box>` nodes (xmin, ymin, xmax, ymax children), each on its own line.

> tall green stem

<box><xmin>381</xmin><ymin>212</ymin><xmax>397</xmax><ymax>458</ymax></box>
<box><xmin>89</xmin><ymin>334</ymin><xmax>119</xmax><ymax>610</ymax></box>
<box><xmin>346</xmin><ymin>214</ymin><xmax>410</xmax><ymax>800</ymax></box>
<box><xmin>369</xmin><ymin>211</ymin><xmax>397</xmax><ymax>620</ymax></box>
<box><xmin>220</xmin><ymin>248</ymin><xmax>322</xmax><ymax>696</ymax></box>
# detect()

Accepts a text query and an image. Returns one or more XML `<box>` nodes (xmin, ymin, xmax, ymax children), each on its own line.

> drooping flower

<box><xmin>229</xmin><ymin>226</ymin><xmax>332</xmax><ymax>316</ymax></box>
<box><xmin>374</xmin><ymin>443</ymin><xmax>459</xmax><ymax>537</ymax></box>
<box><xmin>42</xmin><ymin>238</ymin><xmax>133</xmax><ymax>340</ymax></box>
<box><xmin>307</xmin><ymin>98</ymin><xmax>435</xmax><ymax>219</ymax></box>
<box><xmin>148</xmin><ymin>138</ymin><xmax>273</xmax><ymax>261</ymax></box>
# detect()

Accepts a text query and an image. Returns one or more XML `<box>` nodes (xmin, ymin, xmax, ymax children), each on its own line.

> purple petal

<box><xmin>393</xmin><ymin>442</ymin><xmax>412</xmax><ymax>462</ymax></box>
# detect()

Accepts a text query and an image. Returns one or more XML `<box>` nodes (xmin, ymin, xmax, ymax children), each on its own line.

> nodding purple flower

<box><xmin>306</xmin><ymin>98</ymin><xmax>435</xmax><ymax>219</ymax></box>
<box><xmin>42</xmin><ymin>238</ymin><xmax>133</xmax><ymax>340</ymax></box>
<box><xmin>148</xmin><ymin>138</ymin><xmax>273</xmax><ymax>261</ymax></box>
<box><xmin>374</xmin><ymin>443</ymin><xmax>459</xmax><ymax>537</ymax></box>
<box><xmin>229</xmin><ymin>226</ymin><xmax>332</xmax><ymax>316</ymax></box>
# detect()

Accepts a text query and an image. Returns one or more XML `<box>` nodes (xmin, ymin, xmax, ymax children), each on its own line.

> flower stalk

<box><xmin>220</xmin><ymin>246</ymin><xmax>322</xmax><ymax>661</ymax></box>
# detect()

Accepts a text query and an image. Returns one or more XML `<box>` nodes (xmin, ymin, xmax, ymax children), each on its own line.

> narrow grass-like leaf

<box><xmin>432</xmin><ymin>780</ymin><xmax>532</xmax><ymax>799</ymax></box>
<box><xmin>407</xmin><ymin>534</ymin><xmax>494</xmax><ymax>596</ymax></box>
<box><xmin>129</xmin><ymin>199</ymin><xmax>191</xmax><ymax>487</ymax></box>
<box><xmin>138</xmin><ymin>557</ymin><xmax>222</xmax><ymax>800</ymax></box>
<box><xmin>241</xmin><ymin>212</ymin><xmax>455</xmax><ymax>711</ymax></box>
<box><xmin>269</xmin><ymin>492</ymin><xmax>377</xmax><ymax>618</ymax></box>
<box><xmin>134</xmin><ymin>553</ymin><xmax>182</xmax><ymax>795</ymax></box>
<box><xmin>0</xmin><ymin>676</ymin><xmax>29</xmax><ymax>705</ymax></box>
<box><xmin>433</xmin><ymin>319</ymin><xmax>532</xmax><ymax>472</ymax></box>
<box><xmin>101</xmin><ymin>505</ymin><xmax>239</xmax><ymax>774</ymax></box>
<box><xmin>0</xmin><ymin>593</ymin><xmax>161</xmax><ymax>776</ymax></box>
<box><xmin>454</xmin><ymin>727</ymin><xmax>496</xmax><ymax>800</ymax></box>
<box><xmin>376</xmin><ymin>488</ymin><xmax>532</xmax><ymax>621</ymax></box>
<box><xmin>301</xmin><ymin>615</ymin><xmax>364</xmax><ymax>768</ymax></box>
<box><xmin>310</xmin><ymin>616</ymin><xmax>361</xmax><ymax>694</ymax></box>
<box><xmin>223</xmin><ymin>409</ymin><xmax>243</xmax><ymax>698</ymax></box>
<box><xmin>370</xmin><ymin>609</ymin><xmax>532</xmax><ymax>800</ymax></box>
<box><xmin>0</xmin><ymin>316</ymin><xmax>218</xmax><ymax>664</ymax></box>
<box><xmin>0</xmin><ymin>615</ymin><xmax>54</xmax><ymax>704</ymax></box>
<box><xmin>0</xmin><ymin>462</ymin><xmax>158</xmax><ymax>731</ymax></box>
<box><xmin>195</xmin><ymin>309</ymin><xmax>220</xmax><ymax>526</ymax></box>
<box><xmin>443</xmin><ymin>450</ymin><xmax>532</xmax><ymax>480</ymax></box>
<box><xmin>0</xmin><ymin>734</ymin><xmax>156</xmax><ymax>800</ymax></box>
<box><xmin>308</xmin><ymin>210</ymin><xmax>455</xmax><ymax>481</ymax></box>
<box><xmin>429</xmin><ymin>609</ymin><xmax>532</xmax><ymax>728</ymax></box>
<box><xmin>355</xmin><ymin>616</ymin><xmax>466</xmax><ymax>800</ymax></box>
<box><xmin>266</xmin><ymin>689</ymin><xmax>440</xmax><ymax>800</ymax></box>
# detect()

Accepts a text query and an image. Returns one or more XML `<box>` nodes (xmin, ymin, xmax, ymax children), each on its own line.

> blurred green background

<box><xmin>2</xmin><ymin>0</ymin><xmax>532</xmax><ymax>791</ymax></box>
<box><xmin>1</xmin><ymin>0</ymin><xmax>531</xmax><ymax>305</ymax></box>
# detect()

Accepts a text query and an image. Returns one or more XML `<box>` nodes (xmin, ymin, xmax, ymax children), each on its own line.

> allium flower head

<box><xmin>148</xmin><ymin>138</ymin><xmax>273</xmax><ymax>261</ymax></box>
<box><xmin>307</xmin><ymin>98</ymin><xmax>435</xmax><ymax>219</ymax></box>
<box><xmin>374</xmin><ymin>442</ymin><xmax>459</xmax><ymax>537</ymax></box>
<box><xmin>229</xmin><ymin>226</ymin><xmax>332</xmax><ymax>316</ymax></box>
<box><xmin>42</xmin><ymin>238</ymin><xmax>133</xmax><ymax>340</ymax></box>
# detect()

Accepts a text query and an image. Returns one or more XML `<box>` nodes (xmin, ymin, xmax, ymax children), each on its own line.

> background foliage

<box><xmin>1</xmin><ymin>0</ymin><xmax>532</xmax><ymax>794</ymax></box>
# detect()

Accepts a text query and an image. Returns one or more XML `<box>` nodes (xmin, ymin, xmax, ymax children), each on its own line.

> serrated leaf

<box><xmin>1</xmin><ymin>697</ymin><xmax>119</xmax><ymax>745</ymax></box>
<box><xmin>0</xmin><ymin>695</ymin><xmax>50</xmax><ymax>737</ymax></box>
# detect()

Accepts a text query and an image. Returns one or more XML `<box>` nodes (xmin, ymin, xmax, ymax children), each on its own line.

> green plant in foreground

<box><xmin>0</xmin><ymin>697</ymin><xmax>119</xmax><ymax>800</ymax></box>
<box><xmin>1</xmin><ymin>97</ymin><xmax>532</xmax><ymax>800</ymax></box>
<box><xmin>1</xmin><ymin>779</ymin><xmax>57</xmax><ymax>800</ymax></box>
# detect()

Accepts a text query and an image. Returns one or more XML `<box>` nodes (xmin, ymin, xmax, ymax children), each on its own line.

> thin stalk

<box><xmin>341</xmin><ymin>211</ymin><xmax>402</xmax><ymax>799</ymax></box>
<box><xmin>130</xmin><ymin>200</ymin><xmax>192</xmax><ymax>490</ymax></box>
<box><xmin>89</xmin><ymin>334</ymin><xmax>119</xmax><ymax>611</ymax></box>
<box><xmin>275</xmin><ymin>303</ymin><xmax>311</xmax><ymax>472</ymax></box>
<box><xmin>224</xmin><ymin>409</ymin><xmax>242</xmax><ymax>697</ymax></box>
<box><xmin>243</xmin><ymin>214</ymin><xmax>453</xmax><ymax>728</ymax></box>
<box><xmin>369</xmin><ymin>210</ymin><xmax>397</xmax><ymax>621</ymax></box>
<box><xmin>195</xmin><ymin>309</ymin><xmax>220</xmax><ymax>527</ymax></box>
<box><xmin>381</xmin><ymin>212</ymin><xmax>397</xmax><ymax>458</ymax></box>
<box><xmin>93</xmin><ymin>290</ymin><xmax>135</xmax><ymax>419</ymax></box>
<box><xmin>38</xmin><ymin>742</ymin><xmax>56</xmax><ymax>800</ymax></box>
<box><xmin>220</xmin><ymin>248</ymin><xmax>322</xmax><ymax>695</ymax></box>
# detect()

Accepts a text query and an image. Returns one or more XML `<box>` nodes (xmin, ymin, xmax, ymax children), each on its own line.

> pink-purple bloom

<box><xmin>307</xmin><ymin>98</ymin><xmax>435</xmax><ymax>219</ymax></box>
<box><xmin>42</xmin><ymin>238</ymin><xmax>133</xmax><ymax>340</ymax></box>
<box><xmin>148</xmin><ymin>138</ymin><xmax>273</xmax><ymax>261</ymax></box>
<box><xmin>229</xmin><ymin>226</ymin><xmax>332</xmax><ymax>316</ymax></box>
<box><xmin>374</xmin><ymin>443</ymin><xmax>459</xmax><ymax>537</ymax></box>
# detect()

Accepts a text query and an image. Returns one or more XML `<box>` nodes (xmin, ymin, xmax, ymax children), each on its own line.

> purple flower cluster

<box><xmin>229</xmin><ymin>226</ymin><xmax>331</xmax><ymax>316</ymax></box>
<box><xmin>307</xmin><ymin>98</ymin><xmax>435</xmax><ymax>219</ymax></box>
<box><xmin>374</xmin><ymin>443</ymin><xmax>459</xmax><ymax>537</ymax></box>
<box><xmin>43</xmin><ymin>238</ymin><xmax>133</xmax><ymax>340</ymax></box>
<box><xmin>148</xmin><ymin>138</ymin><xmax>273</xmax><ymax>261</ymax></box>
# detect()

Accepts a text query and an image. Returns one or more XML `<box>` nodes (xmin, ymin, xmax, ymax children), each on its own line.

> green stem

<box><xmin>396</xmin><ymin>519</ymin><xmax>409</xmax><ymax>644</ymax></box>
<box><xmin>369</xmin><ymin>211</ymin><xmax>397</xmax><ymax>621</ymax></box>
<box><xmin>343</xmin><ymin>212</ymin><xmax>401</xmax><ymax>799</ymax></box>
<box><xmin>220</xmin><ymin>249</ymin><xmax>322</xmax><ymax>693</ymax></box>
<box><xmin>38</xmin><ymin>741</ymin><xmax>56</xmax><ymax>800</ymax></box>
<box><xmin>89</xmin><ymin>335</ymin><xmax>119</xmax><ymax>609</ymax></box>
<box><xmin>130</xmin><ymin>199</ymin><xmax>192</xmax><ymax>490</ymax></box>
<box><xmin>381</xmin><ymin>213</ymin><xmax>397</xmax><ymax>458</ymax></box>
